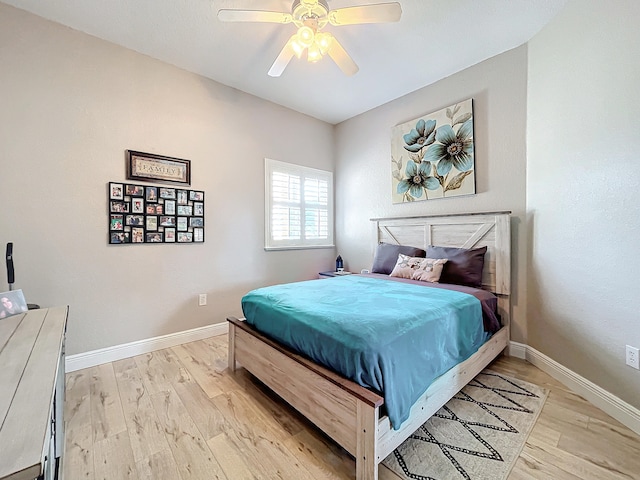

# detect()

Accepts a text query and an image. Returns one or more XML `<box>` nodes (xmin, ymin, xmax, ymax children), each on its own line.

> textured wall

<box><xmin>334</xmin><ymin>46</ymin><xmax>529</xmax><ymax>342</ymax></box>
<box><xmin>526</xmin><ymin>0</ymin><xmax>640</xmax><ymax>409</ymax></box>
<box><xmin>0</xmin><ymin>4</ymin><xmax>335</xmax><ymax>355</ymax></box>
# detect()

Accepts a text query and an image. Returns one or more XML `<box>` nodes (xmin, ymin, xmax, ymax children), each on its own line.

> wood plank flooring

<box><xmin>64</xmin><ymin>335</ymin><xmax>640</xmax><ymax>479</ymax></box>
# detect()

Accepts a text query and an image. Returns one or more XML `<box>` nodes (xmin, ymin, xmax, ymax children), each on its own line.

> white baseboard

<box><xmin>508</xmin><ymin>341</ymin><xmax>527</xmax><ymax>359</ymax></box>
<box><xmin>509</xmin><ymin>341</ymin><xmax>640</xmax><ymax>436</ymax></box>
<box><xmin>66</xmin><ymin>322</ymin><xmax>229</xmax><ymax>372</ymax></box>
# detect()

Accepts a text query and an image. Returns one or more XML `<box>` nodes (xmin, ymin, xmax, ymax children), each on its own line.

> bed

<box><xmin>227</xmin><ymin>211</ymin><xmax>511</xmax><ymax>479</ymax></box>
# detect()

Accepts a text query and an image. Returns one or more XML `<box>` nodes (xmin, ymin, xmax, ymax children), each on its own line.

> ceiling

<box><xmin>2</xmin><ymin>0</ymin><xmax>568</xmax><ymax>124</ymax></box>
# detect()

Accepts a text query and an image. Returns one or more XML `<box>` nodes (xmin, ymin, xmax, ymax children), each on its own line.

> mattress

<box><xmin>241</xmin><ymin>274</ymin><xmax>498</xmax><ymax>429</ymax></box>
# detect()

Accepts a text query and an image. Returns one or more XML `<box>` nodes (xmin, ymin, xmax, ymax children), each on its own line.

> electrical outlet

<box><xmin>198</xmin><ymin>294</ymin><xmax>207</xmax><ymax>306</ymax></box>
<box><xmin>626</xmin><ymin>345</ymin><xmax>639</xmax><ymax>369</ymax></box>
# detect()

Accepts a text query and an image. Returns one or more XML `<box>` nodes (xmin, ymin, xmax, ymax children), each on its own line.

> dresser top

<box><xmin>0</xmin><ymin>306</ymin><xmax>68</xmax><ymax>480</ymax></box>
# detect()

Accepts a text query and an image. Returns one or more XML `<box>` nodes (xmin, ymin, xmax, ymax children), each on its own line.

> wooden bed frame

<box><xmin>228</xmin><ymin>211</ymin><xmax>511</xmax><ymax>479</ymax></box>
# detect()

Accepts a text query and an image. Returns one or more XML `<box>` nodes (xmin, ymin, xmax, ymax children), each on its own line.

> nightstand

<box><xmin>318</xmin><ymin>271</ymin><xmax>353</xmax><ymax>279</ymax></box>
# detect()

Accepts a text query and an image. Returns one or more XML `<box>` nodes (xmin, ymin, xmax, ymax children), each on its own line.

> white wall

<box><xmin>0</xmin><ymin>4</ymin><xmax>335</xmax><ymax>355</ymax></box>
<box><xmin>334</xmin><ymin>46</ymin><xmax>529</xmax><ymax>342</ymax></box>
<box><xmin>527</xmin><ymin>0</ymin><xmax>640</xmax><ymax>408</ymax></box>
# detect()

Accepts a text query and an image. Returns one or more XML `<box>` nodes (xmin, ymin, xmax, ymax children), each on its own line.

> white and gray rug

<box><xmin>383</xmin><ymin>370</ymin><xmax>548</xmax><ymax>480</ymax></box>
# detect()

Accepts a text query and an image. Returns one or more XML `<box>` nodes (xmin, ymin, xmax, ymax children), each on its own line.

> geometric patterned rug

<box><xmin>382</xmin><ymin>370</ymin><xmax>548</xmax><ymax>480</ymax></box>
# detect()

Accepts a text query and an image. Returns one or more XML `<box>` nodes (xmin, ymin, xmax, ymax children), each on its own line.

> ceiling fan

<box><xmin>217</xmin><ymin>0</ymin><xmax>402</xmax><ymax>77</ymax></box>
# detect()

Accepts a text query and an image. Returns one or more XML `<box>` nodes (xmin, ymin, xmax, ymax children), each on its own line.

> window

<box><xmin>265</xmin><ymin>158</ymin><xmax>334</xmax><ymax>250</ymax></box>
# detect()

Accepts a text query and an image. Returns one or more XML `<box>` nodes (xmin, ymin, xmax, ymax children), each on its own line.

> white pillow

<box><xmin>412</xmin><ymin>258</ymin><xmax>448</xmax><ymax>283</ymax></box>
<box><xmin>389</xmin><ymin>253</ymin><xmax>425</xmax><ymax>279</ymax></box>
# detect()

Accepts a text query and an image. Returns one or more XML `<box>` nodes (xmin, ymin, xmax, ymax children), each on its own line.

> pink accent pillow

<box><xmin>412</xmin><ymin>258</ymin><xmax>448</xmax><ymax>283</ymax></box>
<box><xmin>389</xmin><ymin>254</ymin><xmax>448</xmax><ymax>283</ymax></box>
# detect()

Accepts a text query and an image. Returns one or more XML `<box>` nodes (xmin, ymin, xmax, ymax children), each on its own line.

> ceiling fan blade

<box><xmin>268</xmin><ymin>36</ymin><xmax>297</xmax><ymax>77</ymax></box>
<box><xmin>217</xmin><ymin>9</ymin><xmax>292</xmax><ymax>24</ymax></box>
<box><xmin>328</xmin><ymin>2</ymin><xmax>402</xmax><ymax>26</ymax></box>
<box><xmin>327</xmin><ymin>37</ymin><xmax>359</xmax><ymax>76</ymax></box>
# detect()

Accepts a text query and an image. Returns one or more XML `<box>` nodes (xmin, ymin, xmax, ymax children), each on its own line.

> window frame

<box><xmin>264</xmin><ymin>158</ymin><xmax>334</xmax><ymax>251</ymax></box>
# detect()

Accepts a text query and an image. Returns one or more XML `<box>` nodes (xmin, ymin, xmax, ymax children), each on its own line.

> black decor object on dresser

<box><xmin>5</xmin><ymin>242</ymin><xmax>14</xmax><ymax>289</ymax></box>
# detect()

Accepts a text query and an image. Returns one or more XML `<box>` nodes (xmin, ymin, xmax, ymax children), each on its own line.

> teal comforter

<box><xmin>241</xmin><ymin>275</ymin><xmax>488</xmax><ymax>429</ymax></box>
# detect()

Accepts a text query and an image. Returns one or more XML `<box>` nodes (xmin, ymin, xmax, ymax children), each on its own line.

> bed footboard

<box><xmin>227</xmin><ymin>317</ymin><xmax>509</xmax><ymax>479</ymax></box>
<box><xmin>227</xmin><ymin>316</ymin><xmax>383</xmax><ymax>479</ymax></box>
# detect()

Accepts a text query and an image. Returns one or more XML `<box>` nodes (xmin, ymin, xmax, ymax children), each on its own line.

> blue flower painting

<box><xmin>391</xmin><ymin>99</ymin><xmax>475</xmax><ymax>203</ymax></box>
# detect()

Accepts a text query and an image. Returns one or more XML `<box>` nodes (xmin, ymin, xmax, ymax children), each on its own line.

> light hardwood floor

<box><xmin>64</xmin><ymin>335</ymin><xmax>640</xmax><ymax>479</ymax></box>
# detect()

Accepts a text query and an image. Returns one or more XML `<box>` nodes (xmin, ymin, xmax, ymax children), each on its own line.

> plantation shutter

<box><xmin>265</xmin><ymin>159</ymin><xmax>333</xmax><ymax>249</ymax></box>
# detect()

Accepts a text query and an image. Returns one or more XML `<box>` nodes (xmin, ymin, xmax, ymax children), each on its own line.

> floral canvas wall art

<box><xmin>391</xmin><ymin>99</ymin><xmax>475</xmax><ymax>203</ymax></box>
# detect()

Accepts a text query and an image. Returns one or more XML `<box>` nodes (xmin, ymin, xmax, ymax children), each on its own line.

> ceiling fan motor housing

<box><xmin>291</xmin><ymin>0</ymin><xmax>329</xmax><ymax>29</ymax></box>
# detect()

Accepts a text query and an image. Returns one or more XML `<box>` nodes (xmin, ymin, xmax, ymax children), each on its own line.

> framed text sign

<box><xmin>126</xmin><ymin>150</ymin><xmax>191</xmax><ymax>186</ymax></box>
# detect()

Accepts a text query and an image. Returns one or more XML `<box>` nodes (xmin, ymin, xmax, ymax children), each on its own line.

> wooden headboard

<box><xmin>371</xmin><ymin>211</ymin><xmax>511</xmax><ymax>296</ymax></box>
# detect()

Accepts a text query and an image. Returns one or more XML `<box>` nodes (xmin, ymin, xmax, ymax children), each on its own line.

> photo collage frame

<box><xmin>109</xmin><ymin>182</ymin><xmax>204</xmax><ymax>244</ymax></box>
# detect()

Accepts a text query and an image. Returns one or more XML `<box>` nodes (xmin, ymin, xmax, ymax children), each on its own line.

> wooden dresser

<box><xmin>0</xmin><ymin>306</ymin><xmax>68</xmax><ymax>480</ymax></box>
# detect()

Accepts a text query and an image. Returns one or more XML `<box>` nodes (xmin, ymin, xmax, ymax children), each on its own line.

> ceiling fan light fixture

<box><xmin>307</xmin><ymin>44</ymin><xmax>322</xmax><ymax>63</ymax></box>
<box><xmin>315</xmin><ymin>31</ymin><xmax>333</xmax><ymax>54</ymax></box>
<box><xmin>297</xmin><ymin>26</ymin><xmax>315</xmax><ymax>48</ymax></box>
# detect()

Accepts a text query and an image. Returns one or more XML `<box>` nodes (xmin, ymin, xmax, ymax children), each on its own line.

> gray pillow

<box><xmin>427</xmin><ymin>245</ymin><xmax>487</xmax><ymax>287</ymax></box>
<box><xmin>372</xmin><ymin>243</ymin><xmax>426</xmax><ymax>275</ymax></box>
